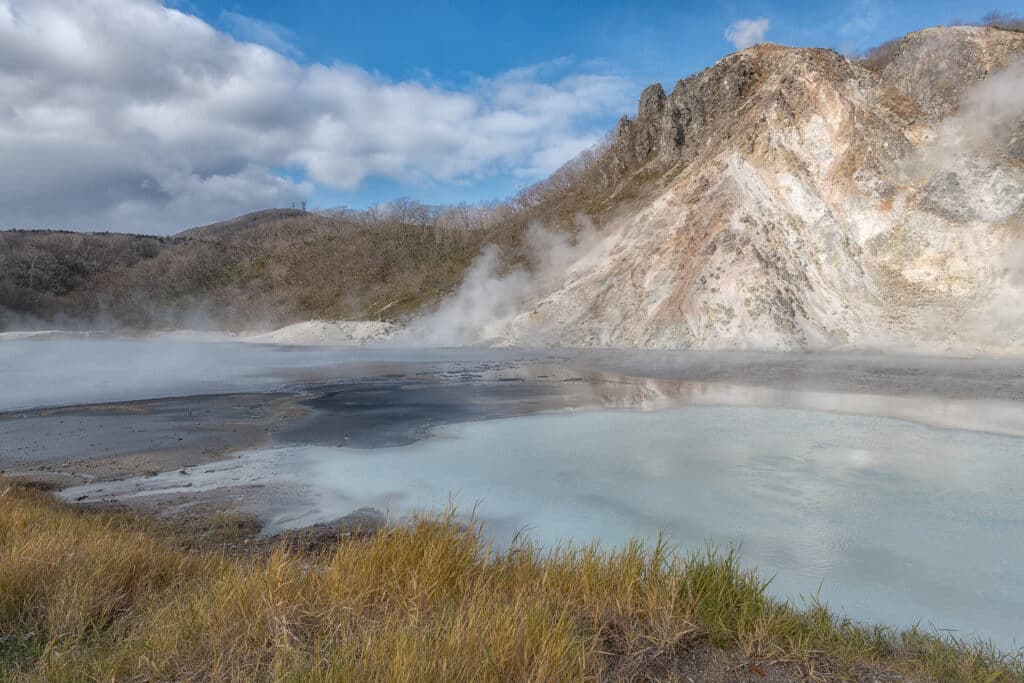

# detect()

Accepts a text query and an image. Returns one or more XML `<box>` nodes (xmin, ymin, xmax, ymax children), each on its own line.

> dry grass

<box><xmin>201</xmin><ymin>510</ymin><xmax>264</xmax><ymax>543</ymax></box>
<box><xmin>1</xmin><ymin>482</ymin><xmax>1021</xmax><ymax>682</ymax></box>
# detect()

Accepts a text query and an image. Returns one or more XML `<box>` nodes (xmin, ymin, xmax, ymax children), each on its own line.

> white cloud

<box><xmin>220</xmin><ymin>10</ymin><xmax>301</xmax><ymax>57</ymax></box>
<box><xmin>0</xmin><ymin>0</ymin><xmax>631</xmax><ymax>233</ymax></box>
<box><xmin>724</xmin><ymin>17</ymin><xmax>770</xmax><ymax>50</ymax></box>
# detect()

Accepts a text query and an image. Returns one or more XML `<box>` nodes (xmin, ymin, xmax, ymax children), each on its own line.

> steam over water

<box><xmin>3</xmin><ymin>336</ymin><xmax>1023</xmax><ymax>649</ymax></box>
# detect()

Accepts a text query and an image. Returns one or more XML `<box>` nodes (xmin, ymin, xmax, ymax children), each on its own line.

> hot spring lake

<box><xmin>1</xmin><ymin>336</ymin><xmax>1022</xmax><ymax>649</ymax></box>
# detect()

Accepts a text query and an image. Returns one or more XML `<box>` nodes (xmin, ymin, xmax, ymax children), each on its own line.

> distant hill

<box><xmin>0</xmin><ymin>209</ymin><xmax>495</xmax><ymax>330</ymax></box>
<box><xmin>174</xmin><ymin>209</ymin><xmax>310</xmax><ymax>240</ymax></box>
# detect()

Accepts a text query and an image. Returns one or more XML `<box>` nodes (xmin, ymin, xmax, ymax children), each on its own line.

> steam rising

<box><xmin>892</xmin><ymin>61</ymin><xmax>1024</xmax><ymax>349</ymax></box>
<box><xmin>902</xmin><ymin>61</ymin><xmax>1024</xmax><ymax>201</ymax></box>
<box><xmin>405</xmin><ymin>220</ymin><xmax>600</xmax><ymax>346</ymax></box>
<box><xmin>921</xmin><ymin>62</ymin><xmax>1024</xmax><ymax>164</ymax></box>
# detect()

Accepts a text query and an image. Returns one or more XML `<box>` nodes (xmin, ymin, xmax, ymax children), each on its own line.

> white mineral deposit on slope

<box><xmin>243</xmin><ymin>320</ymin><xmax>397</xmax><ymax>345</ymax></box>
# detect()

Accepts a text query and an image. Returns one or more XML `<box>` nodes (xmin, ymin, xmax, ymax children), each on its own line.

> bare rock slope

<box><xmin>500</xmin><ymin>27</ymin><xmax>1024</xmax><ymax>352</ymax></box>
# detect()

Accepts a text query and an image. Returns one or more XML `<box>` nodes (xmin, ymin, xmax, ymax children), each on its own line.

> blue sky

<box><xmin>195</xmin><ymin>1</ymin><xmax>1000</xmax><ymax>83</ymax></box>
<box><xmin>1</xmin><ymin>0</ymin><xmax>1017</xmax><ymax>232</ymax></box>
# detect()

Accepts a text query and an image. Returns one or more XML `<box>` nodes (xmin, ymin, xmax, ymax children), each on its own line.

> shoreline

<box><xmin>6</xmin><ymin>320</ymin><xmax>1024</xmax><ymax>360</ymax></box>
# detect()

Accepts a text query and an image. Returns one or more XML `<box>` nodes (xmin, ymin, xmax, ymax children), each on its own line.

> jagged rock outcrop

<box><xmin>499</xmin><ymin>26</ymin><xmax>1024</xmax><ymax>353</ymax></box>
<box><xmin>881</xmin><ymin>27</ymin><xmax>1024</xmax><ymax>120</ymax></box>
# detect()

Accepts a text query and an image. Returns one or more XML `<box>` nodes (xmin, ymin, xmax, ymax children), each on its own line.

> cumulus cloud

<box><xmin>724</xmin><ymin>17</ymin><xmax>770</xmax><ymax>50</ymax></box>
<box><xmin>0</xmin><ymin>0</ymin><xmax>631</xmax><ymax>233</ymax></box>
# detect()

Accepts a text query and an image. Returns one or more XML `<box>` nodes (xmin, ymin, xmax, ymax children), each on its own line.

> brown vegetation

<box><xmin>857</xmin><ymin>38</ymin><xmax>903</xmax><ymax>72</ymax></box>
<box><xmin>983</xmin><ymin>11</ymin><xmax>1024</xmax><ymax>33</ymax></box>
<box><xmin>0</xmin><ymin>211</ymin><xmax>489</xmax><ymax>330</ymax></box>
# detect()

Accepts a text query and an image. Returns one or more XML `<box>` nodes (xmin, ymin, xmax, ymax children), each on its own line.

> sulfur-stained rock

<box><xmin>500</xmin><ymin>26</ymin><xmax>1024</xmax><ymax>354</ymax></box>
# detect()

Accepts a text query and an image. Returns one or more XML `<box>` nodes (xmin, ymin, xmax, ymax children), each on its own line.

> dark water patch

<box><xmin>278</xmin><ymin>379</ymin><xmax>564</xmax><ymax>448</ymax></box>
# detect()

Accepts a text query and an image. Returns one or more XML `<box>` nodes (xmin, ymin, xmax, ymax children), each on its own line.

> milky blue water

<box><xmin>230</xmin><ymin>405</ymin><xmax>1024</xmax><ymax>649</ymax></box>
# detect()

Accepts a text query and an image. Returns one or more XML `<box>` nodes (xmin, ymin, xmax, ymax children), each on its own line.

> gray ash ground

<box><xmin>0</xmin><ymin>392</ymin><xmax>300</xmax><ymax>488</ymax></box>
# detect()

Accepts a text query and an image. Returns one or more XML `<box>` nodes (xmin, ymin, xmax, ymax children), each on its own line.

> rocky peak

<box><xmin>606</xmin><ymin>26</ymin><xmax>1024</xmax><ymax>194</ymax></box>
<box><xmin>612</xmin><ymin>45</ymin><xmax>859</xmax><ymax>178</ymax></box>
<box><xmin>880</xmin><ymin>26</ymin><xmax>1024</xmax><ymax>121</ymax></box>
<box><xmin>637</xmin><ymin>83</ymin><xmax>667</xmax><ymax>120</ymax></box>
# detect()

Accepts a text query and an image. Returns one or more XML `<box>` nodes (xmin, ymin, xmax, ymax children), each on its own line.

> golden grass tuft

<box><xmin>0</xmin><ymin>481</ymin><xmax>1021</xmax><ymax>682</ymax></box>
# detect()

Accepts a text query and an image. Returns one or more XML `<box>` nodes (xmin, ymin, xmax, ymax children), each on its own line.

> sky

<box><xmin>0</xmin><ymin>0</ymin><xmax>1016</xmax><ymax>233</ymax></box>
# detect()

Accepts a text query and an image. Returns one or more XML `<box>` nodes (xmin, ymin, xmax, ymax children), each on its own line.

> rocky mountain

<box><xmin>497</xmin><ymin>26</ymin><xmax>1024</xmax><ymax>353</ymax></box>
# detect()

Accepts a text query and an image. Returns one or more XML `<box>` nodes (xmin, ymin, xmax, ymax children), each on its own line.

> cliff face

<box><xmin>500</xmin><ymin>26</ymin><xmax>1024</xmax><ymax>353</ymax></box>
